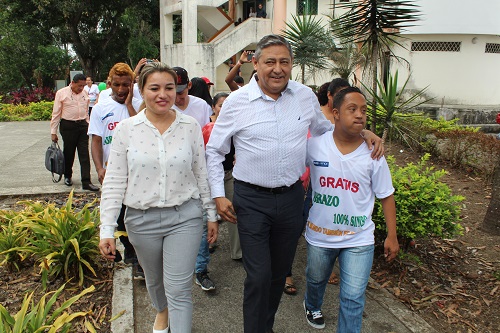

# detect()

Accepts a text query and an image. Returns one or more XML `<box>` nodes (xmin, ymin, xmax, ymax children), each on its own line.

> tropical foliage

<box><xmin>0</xmin><ymin>284</ymin><xmax>95</xmax><ymax>333</ymax></box>
<box><xmin>282</xmin><ymin>15</ymin><xmax>331</xmax><ymax>83</ymax></box>
<box><xmin>0</xmin><ymin>191</ymin><xmax>100</xmax><ymax>289</ymax></box>
<box><xmin>362</xmin><ymin>71</ymin><xmax>432</xmax><ymax>140</ymax></box>
<box><xmin>373</xmin><ymin>154</ymin><xmax>463</xmax><ymax>247</ymax></box>
<box><xmin>331</xmin><ymin>0</ymin><xmax>421</xmax><ymax>129</ymax></box>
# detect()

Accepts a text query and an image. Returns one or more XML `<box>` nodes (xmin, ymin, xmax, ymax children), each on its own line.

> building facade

<box><xmin>160</xmin><ymin>0</ymin><xmax>500</xmax><ymax>107</ymax></box>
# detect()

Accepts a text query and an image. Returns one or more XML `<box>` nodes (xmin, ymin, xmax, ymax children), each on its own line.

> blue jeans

<box><xmin>195</xmin><ymin>212</ymin><xmax>209</xmax><ymax>273</ymax></box>
<box><xmin>305</xmin><ymin>244</ymin><xmax>374</xmax><ymax>333</ymax></box>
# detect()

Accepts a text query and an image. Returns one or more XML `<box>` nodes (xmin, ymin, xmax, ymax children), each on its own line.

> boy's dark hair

<box><xmin>234</xmin><ymin>76</ymin><xmax>244</xmax><ymax>84</ymax></box>
<box><xmin>332</xmin><ymin>86</ymin><xmax>365</xmax><ymax>110</ymax></box>
<box><xmin>328</xmin><ymin>78</ymin><xmax>350</xmax><ymax>97</ymax></box>
<box><xmin>212</xmin><ymin>92</ymin><xmax>229</xmax><ymax>106</ymax></box>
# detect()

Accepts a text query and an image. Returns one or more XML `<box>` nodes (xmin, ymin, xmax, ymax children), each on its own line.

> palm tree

<box><xmin>328</xmin><ymin>42</ymin><xmax>365</xmax><ymax>81</ymax></box>
<box><xmin>282</xmin><ymin>14</ymin><xmax>330</xmax><ymax>84</ymax></box>
<box><xmin>331</xmin><ymin>0</ymin><xmax>420</xmax><ymax>132</ymax></box>
<box><xmin>363</xmin><ymin>70</ymin><xmax>432</xmax><ymax>141</ymax></box>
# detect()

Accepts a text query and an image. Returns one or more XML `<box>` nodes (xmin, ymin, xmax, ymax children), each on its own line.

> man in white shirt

<box><xmin>206</xmin><ymin>35</ymin><xmax>383</xmax><ymax>333</ymax></box>
<box><xmin>88</xmin><ymin>62</ymin><xmax>142</xmax><ymax>273</ymax></box>
<box><xmin>172</xmin><ymin>67</ymin><xmax>212</xmax><ymax>127</ymax></box>
<box><xmin>172</xmin><ymin>66</ymin><xmax>217</xmax><ymax>292</ymax></box>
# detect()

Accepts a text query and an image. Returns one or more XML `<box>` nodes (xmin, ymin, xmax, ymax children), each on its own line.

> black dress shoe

<box><xmin>82</xmin><ymin>183</ymin><xmax>99</xmax><ymax>191</ymax></box>
<box><xmin>64</xmin><ymin>178</ymin><xmax>73</xmax><ymax>186</ymax></box>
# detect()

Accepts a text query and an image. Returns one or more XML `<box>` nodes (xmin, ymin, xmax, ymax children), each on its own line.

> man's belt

<box><xmin>234</xmin><ymin>179</ymin><xmax>301</xmax><ymax>194</ymax></box>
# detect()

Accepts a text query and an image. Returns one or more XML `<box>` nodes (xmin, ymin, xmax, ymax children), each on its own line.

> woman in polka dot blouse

<box><xmin>98</xmin><ymin>62</ymin><xmax>218</xmax><ymax>333</ymax></box>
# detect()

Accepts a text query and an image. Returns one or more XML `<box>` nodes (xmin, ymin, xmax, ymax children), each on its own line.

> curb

<box><xmin>366</xmin><ymin>278</ymin><xmax>439</xmax><ymax>333</ymax></box>
<box><xmin>111</xmin><ymin>242</ymin><xmax>134</xmax><ymax>333</ymax></box>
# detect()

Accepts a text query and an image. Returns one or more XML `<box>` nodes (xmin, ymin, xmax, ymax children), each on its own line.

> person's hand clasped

<box><xmin>207</xmin><ymin>221</ymin><xmax>219</xmax><ymax>244</ymax></box>
<box><xmin>51</xmin><ymin>134</ymin><xmax>58</xmax><ymax>143</ymax></box>
<box><xmin>214</xmin><ymin>197</ymin><xmax>236</xmax><ymax>223</ymax></box>
<box><xmin>97</xmin><ymin>168</ymin><xmax>106</xmax><ymax>185</ymax></box>
<box><xmin>99</xmin><ymin>238</ymin><xmax>118</xmax><ymax>261</ymax></box>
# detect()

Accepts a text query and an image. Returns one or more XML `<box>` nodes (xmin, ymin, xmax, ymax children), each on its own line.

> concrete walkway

<box><xmin>0</xmin><ymin>121</ymin><xmax>440</xmax><ymax>333</ymax></box>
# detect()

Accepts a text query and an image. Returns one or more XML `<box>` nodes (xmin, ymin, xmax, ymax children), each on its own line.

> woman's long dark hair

<box><xmin>189</xmin><ymin>77</ymin><xmax>212</xmax><ymax>106</ymax></box>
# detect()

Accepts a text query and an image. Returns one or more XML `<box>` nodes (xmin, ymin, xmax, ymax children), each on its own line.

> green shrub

<box><xmin>389</xmin><ymin>115</ymin><xmax>468</xmax><ymax>152</ymax></box>
<box><xmin>0</xmin><ymin>212</ymin><xmax>32</xmax><ymax>272</ymax></box>
<box><xmin>0</xmin><ymin>102</ymin><xmax>53</xmax><ymax>121</ymax></box>
<box><xmin>25</xmin><ymin>102</ymin><xmax>54</xmax><ymax>121</ymax></box>
<box><xmin>373</xmin><ymin>154</ymin><xmax>464</xmax><ymax>247</ymax></box>
<box><xmin>0</xmin><ymin>283</ymin><xmax>95</xmax><ymax>333</ymax></box>
<box><xmin>18</xmin><ymin>191</ymin><xmax>100</xmax><ymax>289</ymax></box>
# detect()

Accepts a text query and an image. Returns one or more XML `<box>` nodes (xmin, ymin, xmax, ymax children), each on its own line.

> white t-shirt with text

<box><xmin>88</xmin><ymin>97</ymin><xmax>142</xmax><ymax>167</ymax></box>
<box><xmin>305</xmin><ymin>131</ymin><xmax>394</xmax><ymax>248</ymax></box>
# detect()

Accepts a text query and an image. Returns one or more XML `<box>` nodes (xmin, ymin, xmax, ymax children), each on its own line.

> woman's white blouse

<box><xmin>99</xmin><ymin>109</ymin><xmax>216</xmax><ymax>239</ymax></box>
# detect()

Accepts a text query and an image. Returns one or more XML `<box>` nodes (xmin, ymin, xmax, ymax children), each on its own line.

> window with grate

<box><xmin>485</xmin><ymin>43</ymin><xmax>500</xmax><ymax>54</ymax></box>
<box><xmin>297</xmin><ymin>0</ymin><xmax>318</xmax><ymax>15</ymax></box>
<box><xmin>411</xmin><ymin>42</ymin><xmax>461</xmax><ymax>52</ymax></box>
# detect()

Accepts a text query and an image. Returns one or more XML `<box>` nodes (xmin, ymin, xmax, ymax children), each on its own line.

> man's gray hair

<box><xmin>254</xmin><ymin>35</ymin><xmax>293</xmax><ymax>61</ymax></box>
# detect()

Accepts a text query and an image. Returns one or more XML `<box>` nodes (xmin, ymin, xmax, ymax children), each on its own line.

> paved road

<box><xmin>0</xmin><ymin>121</ymin><xmax>99</xmax><ymax>196</ymax></box>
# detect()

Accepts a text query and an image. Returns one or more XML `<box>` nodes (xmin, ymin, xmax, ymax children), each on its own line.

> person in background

<box><xmin>172</xmin><ymin>67</ymin><xmax>217</xmax><ymax>291</ymax></box>
<box><xmin>496</xmin><ymin>112</ymin><xmax>500</xmax><ymax>139</ymax></box>
<box><xmin>189</xmin><ymin>77</ymin><xmax>212</xmax><ymax>107</ymax></box>
<box><xmin>256</xmin><ymin>3</ymin><xmax>267</xmax><ymax>18</ymax></box>
<box><xmin>99</xmin><ymin>62</ymin><xmax>218</xmax><ymax>333</ymax></box>
<box><xmin>133</xmin><ymin>58</ymin><xmax>159</xmax><ymax>104</ymax></box>
<box><xmin>225</xmin><ymin>51</ymin><xmax>252</xmax><ymax>91</ymax></box>
<box><xmin>172</xmin><ymin>67</ymin><xmax>212</xmax><ymax>127</ymax></box>
<box><xmin>88</xmin><ymin>62</ymin><xmax>143</xmax><ymax>276</ymax></box>
<box><xmin>249</xmin><ymin>7</ymin><xmax>257</xmax><ymax>18</ymax></box>
<box><xmin>84</xmin><ymin>76</ymin><xmax>99</xmax><ymax>115</ymax></box>
<box><xmin>315</xmin><ymin>77</ymin><xmax>351</xmax><ymax>286</ymax></box>
<box><xmin>203</xmin><ymin>93</ymin><xmax>242</xmax><ymax>261</ymax></box>
<box><xmin>201</xmin><ymin>76</ymin><xmax>214</xmax><ymax>96</ymax></box>
<box><xmin>284</xmin><ymin>79</ymin><xmax>351</xmax><ymax>294</ymax></box>
<box><xmin>96</xmin><ymin>78</ymin><xmax>112</xmax><ymax>104</ymax></box>
<box><xmin>234</xmin><ymin>76</ymin><xmax>245</xmax><ymax>88</ymax></box>
<box><xmin>303</xmin><ymin>87</ymin><xmax>399</xmax><ymax>331</ymax></box>
<box><xmin>206</xmin><ymin>34</ymin><xmax>383</xmax><ymax>333</ymax></box>
<box><xmin>50</xmin><ymin>73</ymin><xmax>99</xmax><ymax>191</ymax></box>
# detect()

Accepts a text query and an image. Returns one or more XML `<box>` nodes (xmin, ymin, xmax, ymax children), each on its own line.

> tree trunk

<box><xmin>370</xmin><ymin>40</ymin><xmax>378</xmax><ymax>132</ymax></box>
<box><xmin>301</xmin><ymin>64</ymin><xmax>305</xmax><ymax>84</ymax></box>
<box><xmin>482</xmin><ymin>162</ymin><xmax>500</xmax><ymax>235</ymax></box>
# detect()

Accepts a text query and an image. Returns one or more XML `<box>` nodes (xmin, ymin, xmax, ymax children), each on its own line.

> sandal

<box><xmin>328</xmin><ymin>272</ymin><xmax>339</xmax><ymax>285</ymax></box>
<box><xmin>283</xmin><ymin>283</ymin><xmax>298</xmax><ymax>295</ymax></box>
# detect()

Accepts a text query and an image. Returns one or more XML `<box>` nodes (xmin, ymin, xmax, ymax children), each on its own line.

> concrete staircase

<box><xmin>161</xmin><ymin>0</ymin><xmax>273</xmax><ymax>85</ymax></box>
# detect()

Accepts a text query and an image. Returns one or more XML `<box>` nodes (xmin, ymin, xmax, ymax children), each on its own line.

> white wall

<box><xmin>403</xmin><ymin>0</ymin><xmax>500</xmax><ymax>35</ymax></box>
<box><xmin>391</xmin><ymin>34</ymin><xmax>500</xmax><ymax>105</ymax></box>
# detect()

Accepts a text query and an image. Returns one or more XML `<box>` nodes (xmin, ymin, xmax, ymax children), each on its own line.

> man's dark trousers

<box><xmin>233</xmin><ymin>181</ymin><xmax>305</xmax><ymax>333</ymax></box>
<box><xmin>59</xmin><ymin>119</ymin><xmax>91</xmax><ymax>185</ymax></box>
